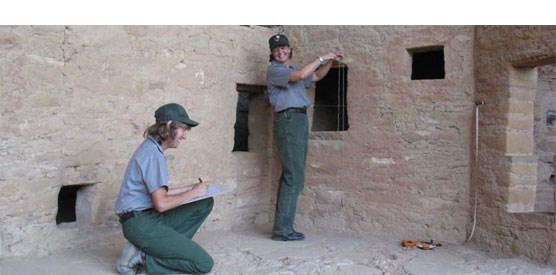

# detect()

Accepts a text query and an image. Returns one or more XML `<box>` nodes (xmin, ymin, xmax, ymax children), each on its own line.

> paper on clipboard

<box><xmin>181</xmin><ymin>184</ymin><xmax>233</xmax><ymax>205</ymax></box>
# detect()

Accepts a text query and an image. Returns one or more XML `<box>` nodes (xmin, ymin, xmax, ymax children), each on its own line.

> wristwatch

<box><xmin>318</xmin><ymin>56</ymin><xmax>325</xmax><ymax>64</ymax></box>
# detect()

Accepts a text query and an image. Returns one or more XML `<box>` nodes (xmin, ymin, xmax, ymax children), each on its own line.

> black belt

<box><xmin>118</xmin><ymin>208</ymin><xmax>152</xmax><ymax>224</ymax></box>
<box><xmin>278</xmin><ymin>107</ymin><xmax>307</xmax><ymax>114</ymax></box>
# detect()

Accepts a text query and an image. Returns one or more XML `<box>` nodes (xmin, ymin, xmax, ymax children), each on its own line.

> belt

<box><xmin>118</xmin><ymin>208</ymin><xmax>152</xmax><ymax>224</ymax></box>
<box><xmin>277</xmin><ymin>107</ymin><xmax>307</xmax><ymax>114</ymax></box>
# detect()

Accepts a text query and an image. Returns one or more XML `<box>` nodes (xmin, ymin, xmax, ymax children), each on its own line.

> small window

<box><xmin>233</xmin><ymin>84</ymin><xmax>266</xmax><ymax>152</ymax></box>
<box><xmin>233</xmin><ymin>91</ymin><xmax>250</xmax><ymax>152</ymax></box>
<box><xmin>312</xmin><ymin>64</ymin><xmax>349</xmax><ymax>131</ymax></box>
<box><xmin>56</xmin><ymin>185</ymin><xmax>88</xmax><ymax>225</ymax></box>
<box><xmin>410</xmin><ymin>46</ymin><xmax>445</xmax><ymax>80</ymax></box>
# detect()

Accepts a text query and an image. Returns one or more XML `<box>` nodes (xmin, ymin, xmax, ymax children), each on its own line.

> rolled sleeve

<box><xmin>140</xmin><ymin>153</ymin><xmax>168</xmax><ymax>194</ymax></box>
<box><xmin>268</xmin><ymin>65</ymin><xmax>292</xmax><ymax>88</ymax></box>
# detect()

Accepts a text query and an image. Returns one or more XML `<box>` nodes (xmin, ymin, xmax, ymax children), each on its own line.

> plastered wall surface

<box><xmin>0</xmin><ymin>25</ymin><xmax>275</xmax><ymax>256</ymax></box>
<box><xmin>283</xmin><ymin>26</ymin><xmax>475</xmax><ymax>241</ymax></box>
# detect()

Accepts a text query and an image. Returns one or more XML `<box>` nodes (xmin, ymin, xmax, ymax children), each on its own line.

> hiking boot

<box><xmin>116</xmin><ymin>241</ymin><xmax>145</xmax><ymax>275</ymax></box>
<box><xmin>272</xmin><ymin>230</ymin><xmax>305</xmax><ymax>241</ymax></box>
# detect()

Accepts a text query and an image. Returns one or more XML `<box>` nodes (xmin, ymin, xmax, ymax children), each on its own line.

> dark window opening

<box><xmin>312</xmin><ymin>64</ymin><xmax>349</xmax><ymax>131</ymax></box>
<box><xmin>546</xmin><ymin>111</ymin><xmax>556</xmax><ymax>126</ymax></box>
<box><xmin>233</xmin><ymin>91</ymin><xmax>250</xmax><ymax>152</ymax></box>
<box><xmin>56</xmin><ymin>185</ymin><xmax>83</xmax><ymax>224</ymax></box>
<box><xmin>233</xmin><ymin>84</ymin><xmax>266</xmax><ymax>152</ymax></box>
<box><xmin>410</xmin><ymin>46</ymin><xmax>445</xmax><ymax>80</ymax></box>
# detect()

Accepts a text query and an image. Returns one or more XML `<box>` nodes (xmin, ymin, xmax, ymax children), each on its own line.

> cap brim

<box><xmin>271</xmin><ymin>43</ymin><xmax>289</xmax><ymax>50</ymax></box>
<box><xmin>183</xmin><ymin>118</ymin><xmax>199</xmax><ymax>127</ymax></box>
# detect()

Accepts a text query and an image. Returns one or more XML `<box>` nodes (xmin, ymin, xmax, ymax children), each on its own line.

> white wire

<box><xmin>466</xmin><ymin>102</ymin><xmax>483</xmax><ymax>243</ymax></box>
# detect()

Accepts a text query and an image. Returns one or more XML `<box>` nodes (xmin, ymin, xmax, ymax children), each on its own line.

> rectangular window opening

<box><xmin>233</xmin><ymin>84</ymin><xmax>266</xmax><ymax>152</ymax></box>
<box><xmin>312</xmin><ymin>64</ymin><xmax>349</xmax><ymax>132</ymax></box>
<box><xmin>533</xmin><ymin>63</ymin><xmax>556</xmax><ymax>214</ymax></box>
<box><xmin>233</xmin><ymin>91</ymin><xmax>250</xmax><ymax>152</ymax></box>
<box><xmin>56</xmin><ymin>184</ymin><xmax>91</xmax><ymax>225</ymax></box>
<box><xmin>409</xmin><ymin>46</ymin><xmax>445</xmax><ymax>80</ymax></box>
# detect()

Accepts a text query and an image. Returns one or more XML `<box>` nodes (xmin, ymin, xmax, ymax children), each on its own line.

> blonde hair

<box><xmin>144</xmin><ymin>121</ymin><xmax>190</xmax><ymax>144</ymax></box>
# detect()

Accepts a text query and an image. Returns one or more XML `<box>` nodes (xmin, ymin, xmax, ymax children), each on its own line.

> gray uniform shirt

<box><xmin>267</xmin><ymin>60</ymin><xmax>313</xmax><ymax>112</ymax></box>
<box><xmin>114</xmin><ymin>137</ymin><xmax>168</xmax><ymax>214</ymax></box>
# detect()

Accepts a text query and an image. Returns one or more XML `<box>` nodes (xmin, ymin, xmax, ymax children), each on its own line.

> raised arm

<box><xmin>290</xmin><ymin>49</ymin><xmax>344</xmax><ymax>82</ymax></box>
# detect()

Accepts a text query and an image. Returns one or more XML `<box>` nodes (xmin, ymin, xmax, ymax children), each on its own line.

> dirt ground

<box><xmin>1</xmin><ymin>225</ymin><xmax>555</xmax><ymax>275</ymax></box>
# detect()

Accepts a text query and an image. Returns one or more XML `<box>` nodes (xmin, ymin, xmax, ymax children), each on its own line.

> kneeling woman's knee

<box><xmin>202</xmin><ymin>197</ymin><xmax>214</xmax><ymax>211</ymax></box>
<box><xmin>196</xmin><ymin>255</ymin><xmax>214</xmax><ymax>274</ymax></box>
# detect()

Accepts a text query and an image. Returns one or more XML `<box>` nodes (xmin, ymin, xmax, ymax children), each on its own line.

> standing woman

<box><xmin>114</xmin><ymin>103</ymin><xmax>214</xmax><ymax>274</ymax></box>
<box><xmin>266</xmin><ymin>34</ymin><xmax>343</xmax><ymax>241</ymax></box>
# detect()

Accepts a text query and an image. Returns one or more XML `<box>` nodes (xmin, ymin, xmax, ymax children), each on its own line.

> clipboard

<box><xmin>181</xmin><ymin>184</ymin><xmax>233</xmax><ymax>205</ymax></box>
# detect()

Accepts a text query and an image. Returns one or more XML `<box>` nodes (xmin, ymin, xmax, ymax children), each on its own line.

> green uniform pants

<box><xmin>272</xmin><ymin>111</ymin><xmax>308</xmax><ymax>235</ymax></box>
<box><xmin>121</xmin><ymin>198</ymin><xmax>214</xmax><ymax>274</ymax></box>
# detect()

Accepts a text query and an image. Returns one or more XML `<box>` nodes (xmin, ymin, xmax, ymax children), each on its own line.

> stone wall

<box><xmin>473</xmin><ymin>25</ymin><xmax>556</xmax><ymax>265</ymax></box>
<box><xmin>0</xmin><ymin>25</ymin><xmax>275</xmax><ymax>256</ymax></box>
<box><xmin>283</xmin><ymin>26</ymin><xmax>475</xmax><ymax>241</ymax></box>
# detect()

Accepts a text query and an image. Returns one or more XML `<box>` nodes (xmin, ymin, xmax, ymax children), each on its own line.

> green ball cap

<box><xmin>269</xmin><ymin>34</ymin><xmax>289</xmax><ymax>50</ymax></box>
<box><xmin>155</xmin><ymin>103</ymin><xmax>199</xmax><ymax>127</ymax></box>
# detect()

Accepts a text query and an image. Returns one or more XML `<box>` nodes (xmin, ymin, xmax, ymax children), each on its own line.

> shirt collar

<box><xmin>147</xmin><ymin>136</ymin><xmax>164</xmax><ymax>154</ymax></box>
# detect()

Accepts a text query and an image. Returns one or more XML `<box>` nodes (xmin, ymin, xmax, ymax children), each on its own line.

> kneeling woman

<box><xmin>114</xmin><ymin>103</ymin><xmax>214</xmax><ymax>274</ymax></box>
